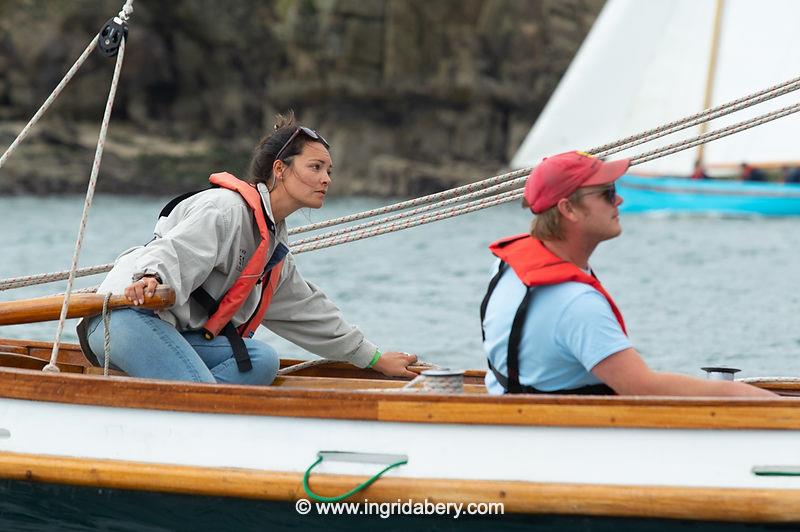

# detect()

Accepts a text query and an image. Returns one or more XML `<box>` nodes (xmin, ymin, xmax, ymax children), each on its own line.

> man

<box><xmin>481</xmin><ymin>151</ymin><xmax>774</xmax><ymax>397</ymax></box>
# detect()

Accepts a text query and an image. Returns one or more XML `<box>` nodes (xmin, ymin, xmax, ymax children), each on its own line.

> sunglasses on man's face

<box><xmin>275</xmin><ymin>126</ymin><xmax>329</xmax><ymax>161</ymax></box>
<box><xmin>575</xmin><ymin>184</ymin><xmax>617</xmax><ymax>205</ymax></box>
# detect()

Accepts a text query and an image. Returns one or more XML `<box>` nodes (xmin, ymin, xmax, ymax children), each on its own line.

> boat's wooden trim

<box><xmin>0</xmin><ymin>450</ymin><xmax>796</xmax><ymax>522</ymax></box>
<box><xmin>0</xmin><ymin>366</ymin><xmax>797</xmax><ymax>429</ymax></box>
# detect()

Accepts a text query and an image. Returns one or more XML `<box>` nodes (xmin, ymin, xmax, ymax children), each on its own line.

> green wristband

<box><xmin>366</xmin><ymin>349</ymin><xmax>381</xmax><ymax>369</ymax></box>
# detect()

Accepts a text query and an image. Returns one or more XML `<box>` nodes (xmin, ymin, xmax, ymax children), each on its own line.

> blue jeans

<box><xmin>85</xmin><ymin>308</ymin><xmax>279</xmax><ymax>385</ymax></box>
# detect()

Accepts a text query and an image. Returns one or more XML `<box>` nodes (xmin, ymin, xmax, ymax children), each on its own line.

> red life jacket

<box><xmin>481</xmin><ymin>234</ymin><xmax>625</xmax><ymax>395</ymax></box>
<box><xmin>203</xmin><ymin>172</ymin><xmax>285</xmax><ymax>341</ymax></box>
<box><xmin>489</xmin><ymin>234</ymin><xmax>626</xmax><ymax>333</ymax></box>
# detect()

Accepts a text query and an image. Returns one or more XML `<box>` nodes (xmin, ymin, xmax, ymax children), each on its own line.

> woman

<box><xmin>81</xmin><ymin>113</ymin><xmax>417</xmax><ymax>384</ymax></box>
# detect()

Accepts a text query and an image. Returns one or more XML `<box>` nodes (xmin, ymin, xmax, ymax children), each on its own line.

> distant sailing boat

<box><xmin>512</xmin><ymin>0</ymin><xmax>800</xmax><ymax>214</ymax></box>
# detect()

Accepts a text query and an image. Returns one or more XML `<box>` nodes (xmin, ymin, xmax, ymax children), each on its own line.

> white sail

<box><xmin>511</xmin><ymin>0</ymin><xmax>800</xmax><ymax>175</ymax></box>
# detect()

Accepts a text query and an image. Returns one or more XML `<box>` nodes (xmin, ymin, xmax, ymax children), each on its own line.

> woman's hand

<box><xmin>371</xmin><ymin>351</ymin><xmax>418</xmax><ymax>378</ymax></box>
<box><xmin>124</xmin><ymin>277</ymin><xmax>160</xmax><ymax>305</ymax></box>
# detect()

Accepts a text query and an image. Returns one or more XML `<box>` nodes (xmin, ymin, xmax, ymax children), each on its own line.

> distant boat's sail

<box><xmin>511</xmin><ymin>0</ymin><xmax>800</xmax><ymax>175</ymax></box>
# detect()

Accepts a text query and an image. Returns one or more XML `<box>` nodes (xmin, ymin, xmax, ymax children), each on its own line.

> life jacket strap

<box><xmin>191</xmin><ymin>285</ymin><xmax>252</xmax><ymax>373</ymax></box>
<box><xmin>479</xmin><ymin>261</ymin><xmax>508</xmax><ymax>342</ymax></box>
<box><xmin>506</xmin><ymin>286</ymin><xmax>533</xmax><ymax>393</ymax></box>
<box><xmin>221</xmin><ymin>322</ymin><xmax>253</xmax><ymax>372</ymax></box>
<box><xmin>159</xmin><ymin>187</ymin><xmax>214</xmax><ymax>219</ymax></box>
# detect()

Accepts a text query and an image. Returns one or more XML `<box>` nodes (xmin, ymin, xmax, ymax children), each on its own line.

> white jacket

<box><xmin>97</xmin><ymin>182</ymin><xmax>378</xmax><ymax>368</ymax></box>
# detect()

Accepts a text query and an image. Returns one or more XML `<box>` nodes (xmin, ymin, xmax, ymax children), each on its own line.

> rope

<box><xmin>102</xmin><ymin>292</ymin><xmax>112</xmax><ymax>376</ymax></box>
<box><xmin>290</xmin><ymin>74</ymin><xmax>800</xmax><ymax>236</ymax></box>
<box><xmin>45</xmin><ymin>36</ymin><xmax>128</xmax><ymax>373</ymax></box>
<box><xmin>117</xmin><ymin>0</ymin><xmax>134</xmax><ymax>21</ymax></box>
<box><xmin>0</xmin><ymin>264</ymin><xmax>114</xmax><ymax>291</ymax></box>
<box><xmin>0</xmin><ymin>36</ymin><xmax>99</xmax><ymax>170</ymax></box>
<box><xmin>292</xmin><ymin>189</ymin><xmax>523</xmax><ymax>254</ymax></box>
<box><xmin>629</xmin><ymin>101</ymin><xmax>800</xmax><ymax>166</ymax></box>
<box><xmin>290</xmin><ymin>177</ymin><xmax>524</xmax><ymax>246</ymax></box>
<box><xmin>289</xmin><ymin>167</ymin><xmax>529</xmax><ymax>235</ymax></box>
<box><xmin>588</xmin><ymin>75</ymin><xmax>800</xmax><ymax>157</ymax></box>
<box><xmin>595</xmin><ymin>81</ymin><xmax>800</xmax><ymax>158</ymax></box>
<box><xmin>6</xmin><ymin>75</ymin><xmax>800</xmax><ymax>291</ymax></box>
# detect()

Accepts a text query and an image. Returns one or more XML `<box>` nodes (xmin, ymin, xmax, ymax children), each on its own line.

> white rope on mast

<box><xmin>44</xmin><ymin>36</ymin><xmax>128</xmax><ymax>373</ymax></box>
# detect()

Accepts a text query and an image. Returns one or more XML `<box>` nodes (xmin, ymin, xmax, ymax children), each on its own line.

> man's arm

<box><xmin>592</xmin><ymin>348</ymin><xmax>778</xmax><ymax>397</ymax></box>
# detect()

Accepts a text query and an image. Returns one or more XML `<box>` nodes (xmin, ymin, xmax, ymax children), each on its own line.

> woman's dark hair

<box><xmin>248</xmin><ymin>110</ymin><xmax>320</xmax><ymax>188</ymax></box>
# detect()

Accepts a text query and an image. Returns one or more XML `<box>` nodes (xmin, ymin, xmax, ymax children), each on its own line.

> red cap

<box><xmin>524</xmin><ymin>151</ymin><xmax>630</xmax><ymax>213</ymax></box>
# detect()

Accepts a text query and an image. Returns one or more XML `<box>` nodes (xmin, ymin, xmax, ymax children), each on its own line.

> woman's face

<box><xmin>279</xmin><ymin>141</ymin><xmax>332</xmax><ymax>209</ymax></box>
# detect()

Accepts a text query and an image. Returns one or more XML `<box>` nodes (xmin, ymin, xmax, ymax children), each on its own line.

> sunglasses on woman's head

<box><xmin>575</xmin><ymin>183</ymin><xmax>617</xmax><ymax>204</ymax></box>
<box><xmin>275</xmin><ymin>126</ymin><xmax>329</xmax><ymax>161</ymax></box>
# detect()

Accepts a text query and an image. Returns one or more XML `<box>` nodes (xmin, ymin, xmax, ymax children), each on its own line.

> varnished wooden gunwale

<box><xmin>0</xmin><ymin>450</ymin><xmax>797</xmax><ymax>522</ymax></box>
<box><xmin>0</xmin><ymin>364</ymin><xmax>797</xmax><ymax>429</ymax></box>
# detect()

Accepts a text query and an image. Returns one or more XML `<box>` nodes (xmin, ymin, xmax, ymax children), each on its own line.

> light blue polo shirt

<box><xmin>482</xmin><ymin>260</ymin><xmax>632</xmax><ymax>394</ymax></box>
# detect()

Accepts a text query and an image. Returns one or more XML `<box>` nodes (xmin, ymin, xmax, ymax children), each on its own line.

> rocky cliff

<box><xmin>0</xmin><ymin>0</ymin><xmax>603</xmax><ymax>196</ymax></box>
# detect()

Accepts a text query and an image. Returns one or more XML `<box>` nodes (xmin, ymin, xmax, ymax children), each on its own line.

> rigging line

<box><xmin>0</xmin><ymin>36</ymin><xmax>99</xmax><ymax>170</ymax></box>
<box><xmin>45</xmin><ymin>36</ymin><xmax>128</xmax><ymax>373</ymax></box>
<box><xmin>586</xmin><ymin>73</ymin><xmax>800</xmax><ymax>156</ymax></box>
<box><xmin>292</xmin><ymin>189</ymin><xmax>523</xmax><ymax>254</ymax></box>
<box><xmin>629</xmin><ymin>101</ymin><xmax>800</xmax><ymax>166</ymax></box>
<box><xmin>288</xmin><ymin>77</ymin><xmax>800</xmax><ymax>236</ymax></box>
<box><xmin>5</xmin><ymin>93</ymin><xmax>800</xmax><ymax>289</ymax></box>
<box><xmin>288</xmin><ymin>167</ymin><xmax>530</xmax><ymax>235</ymax></box>
<box><xmin>293</xmin><ymin>104</ymin><xmax>800</xmax><ymax>254</ymax></box>
<box><xmin>0</xmin><ymin>264</ymin><xmax>113</xmax><ymax>291</ymax></box>
<box><xmin>290</xmin><ymin>177</ymin><xmax>524</xmax><ymax>246</ymax></box>
<box><xmin>594</xmin><ymin>80</ymin><xmax>800</xmax><ymax>159</ymax></box>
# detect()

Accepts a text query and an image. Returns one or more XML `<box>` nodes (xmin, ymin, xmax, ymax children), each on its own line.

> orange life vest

<box><xmin>489</xmin><ymin>234</ymin><xmax>626</xmax><ymax>333</ymax></box>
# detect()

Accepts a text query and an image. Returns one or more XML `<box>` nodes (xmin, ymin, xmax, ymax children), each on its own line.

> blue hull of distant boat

<box><xmin>618</xmin><ymin>175</ymin><xmax>800</xmax><ymax>215</ymax></box>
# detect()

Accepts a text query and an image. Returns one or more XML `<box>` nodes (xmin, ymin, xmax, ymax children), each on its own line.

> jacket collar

<box><xmin>256</xmin><ymin>182</ymin><xmax>289</xmax><ymax>245</ymax></box>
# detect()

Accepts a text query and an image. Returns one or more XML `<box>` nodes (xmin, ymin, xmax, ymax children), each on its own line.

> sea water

<box><xmin>1</xmin><ymin>194</ymin><xmax>799</xmax><ymax>379</ymax></box>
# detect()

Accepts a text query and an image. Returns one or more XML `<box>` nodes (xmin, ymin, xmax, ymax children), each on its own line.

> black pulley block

<box><xmin>97</xmin><ymin>17</ymin><xmax>129</xmax><ymax>57</ymax></box>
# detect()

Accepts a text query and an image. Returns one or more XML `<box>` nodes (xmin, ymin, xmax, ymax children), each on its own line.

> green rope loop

<box><xmin>302</xmin><ymin>454</ymin><xmax>408</xmax><ymax>503</ymax></box>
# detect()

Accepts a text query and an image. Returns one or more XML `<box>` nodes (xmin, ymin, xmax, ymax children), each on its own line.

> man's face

<box><xmin>571</xmin><ymin>183</ymin><xmax>624</xmax><ymax>241</ymax></box>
